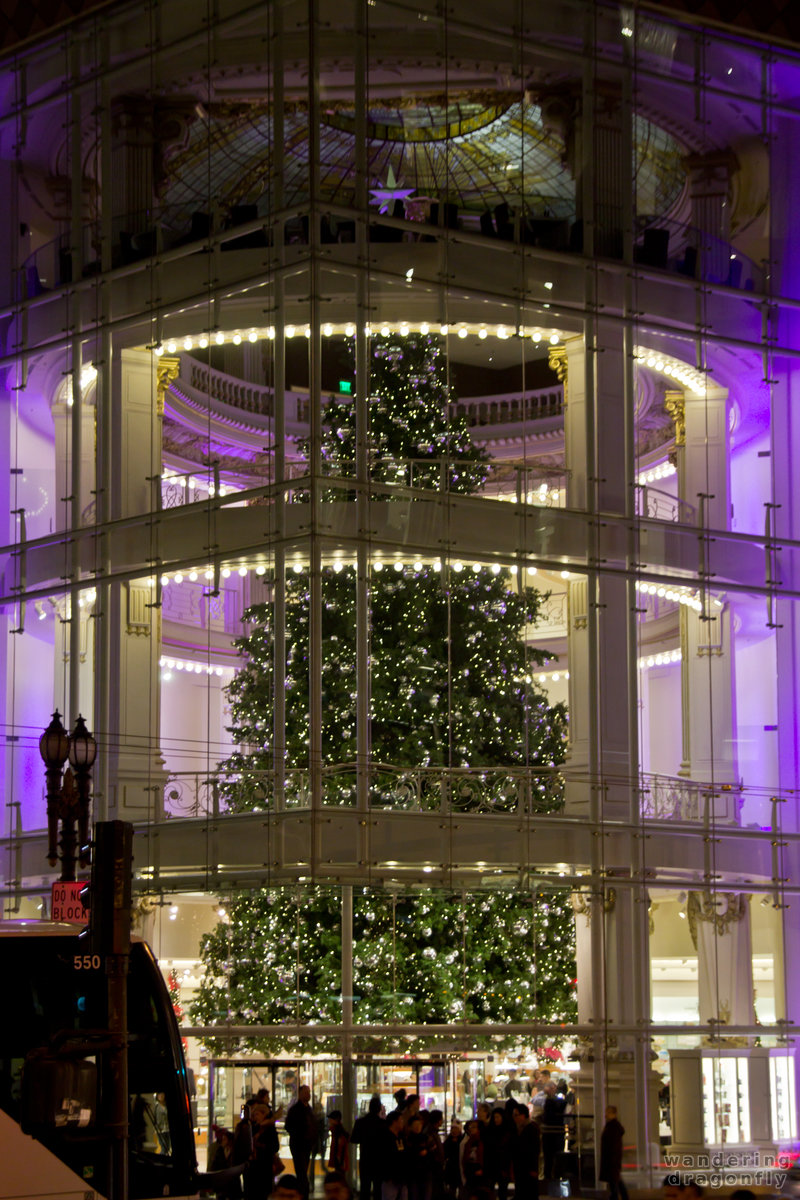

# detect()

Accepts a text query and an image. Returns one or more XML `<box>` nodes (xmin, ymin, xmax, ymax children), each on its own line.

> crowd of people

<box><xmin>207</xmin><ymin>1072</ymin><xmax>579</xmax><ymax>1200</ymax></box>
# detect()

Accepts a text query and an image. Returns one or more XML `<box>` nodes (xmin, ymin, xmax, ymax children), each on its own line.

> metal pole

<box><xmin>272</xmin><ymin>4</ymin><xmax>286</xmax><ymax>813</ymax></box>
<box><xmin>307</xmin><ymin>0</ymin><xmax>323</xmax><ymax>842</ymax></box>
<box><xmin>69</xmin><ymin>35</ymin><xmax>84</xmax><ymax>726</ymax></box>
<box><xmin>341</xmin><ymin>885</ymin><xmax>356</xmax><ymax>1144</ymax></box>
<box><xmin>355</xmin><ymin>0</ymin><xmax>369</xmax><ymax>816</ymax></box>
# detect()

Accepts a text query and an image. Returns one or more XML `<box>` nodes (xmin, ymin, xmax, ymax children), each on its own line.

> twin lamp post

<box><xmin>39</xmin><ymin>710</ymin><xmax>97</xmax><ymax>883</ymax></box>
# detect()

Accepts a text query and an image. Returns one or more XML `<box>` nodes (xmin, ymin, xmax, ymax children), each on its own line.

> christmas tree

<box><xmin>192</xmin><ymin>332</ymin><xmax>575</xmax><ymax>1048</ymax></box>
<box><xmin>193</xmin><ymin>886</ymin><xmax>577</xmax><ymax>1053</ymax></box>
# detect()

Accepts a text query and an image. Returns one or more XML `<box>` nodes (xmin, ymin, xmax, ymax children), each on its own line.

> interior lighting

<box><xmin>304</xmin><ymin>327</ymin><xmax>311</xmax><ymax>338</ymax></box>
<box><xmin>413</xmin><ymin>560</ymin><xmax>423</xmax><ymax>571</ymax></box>
<box><xmin>472</xmin><ymin>562</ymin><xmax>481</xmax><ymax>573</ymax></box>
<box><xmin>238</xmin><ymin>566</ymin><xmax>248</xmax><ymax>577</ymax></box>
<box><xmin>154</xmin><ymin>344</ymin><xmax>164</xmax><ymax>356</ymax></box>
<box><xmin>323</xmin><ymin>324</ymin><xmax>333</xmax><ymax>336</ymax></box>
<box><xmin>345</xmin><ymin>324</ymin><xmax>355</xmax><ymax>337</ymax></box>
<box><xmin>458</xmin><ymin>327</ymin><xmax>468</xmax><ymax>339</ymax></box>
<box><xmin>215</xmin><ymin>332</ymin><xmax>225</xmax><ymax>344</ymax></box>
<box><xmin>479</xmin><ymin>328</ymin><xmax>487</xmax><ymax>339</ymax></box>
<box><xmin>286</xmin><ymin>325</ymin><xmax>295</xmax><ymax>338</ymax></box>
<box><xmin>528</xmin><ymin>566</ymin><xmax>538</xmax><ymax>576</ymax></box>
<box><xmin>491</xmin><ymin>563</ymin><xmax>501</xmax><ymax>574</ymax></box>
<box><xmin>453</xmin><ymin>561</ymin><xmax>464</xmax><ymax>572</ymax></box>
<box><xmin>439</xmin><ymin>324</ymin><xmax>449</xmax><ymax>335</ymax></box>
<box><xmin>183</xmin><ymin>337</ymin><xmax>193</xmax><ymax>350</ymax></box>
<box><xmin>268</xmin><ymin>327</ymin><xmax>276</xmax><ymax>339</ymax></box>
<box><xmin>204</xmin><ymin>569</ymin><xmax>214</xmax><ymax>580</ymax></box>
<box><xmin>222</xmin><ymin>568</ymin><xmax>231</xmax><ymax>578</ymax></box>
<box><xmin>405</xmin><ymin>268</ymin><xmax>414</xmax><ymax>281</ymax></box>
<box><xmin>420</xmin><ymin>322</ymin><xmax>430</xmax><ymax>335</ymax></box>
<box><xmin>497</xmin><ymin>326</ymin><xmax>508</xmax><ymax>339</ymax></box>
<box><xmin>549</xmin><ymin>334</ymin><xmax>559</xmax><ymax>345</ymax></box>
<box><xmin>332</xmin><ymin>560</ymin><xmax>343</xmax><ymax>573</ymax></box>
<box><xmin>255</xmin><ymin>565</ymin><xmax>266</xmax><ymax>576</ymax></box>
<box><xmin>161</xmin><ymin>574</ymin><xmax>170</xmax><ymax>586</ymax></box>
<box><xmin>293</xmin><ymin>562</ymin><xmax>303</xmax><ymax>574</ymax></box>
<box><xmin>544</xmin><ymin>281</ymin><xmax>553</xmax><ymax>290</ymax></box>
<box><xmin>166</xmin><ymin>341</ymin><xmax>177</xmax><ymax>353</ymax></box>
<box><xmin>381</xmin><ymin>324</ymin><xmax>390</xmax><ymax>336</ymax></box>
<box><xmin>433</xmin><ymin>559</ymin><xmax>442</xmax><ymax>571</ymax></box>
<box><xmin>532</xmin><ymin>331</ymin><xmax>542</xmax><ymax>343</ymax></box>
<box><xmin>189</xmin><ymin>571</ymin><xmax>198</xmax><ymax>582</ymax></box>
<box><xmin>394</xmin><ymin>560</ymin><xmax>404</xmax><ymax>572</ymax></box>
<box><xmin>374</xmin><ymin>560</ymin><xmax>384</xmax><ymax>571</ymax></box>
<box><xmin>199</xmin><ymin>336</ymin><xmax>209</xmax><ymax>348</ymax></box>
<box><xmin>400</xmin><ymin>324</ymin><xmax>410</xmax><ymax>336</ymax></box>
<box><xmin>173</xmin><ymin>572</ymin><xmax>184</xmax><ymax>585</ymax></box>
<box><xmin>248</xmin><ymin>330</ymin><xmax>258</xmax><ymax>342</ymax></box>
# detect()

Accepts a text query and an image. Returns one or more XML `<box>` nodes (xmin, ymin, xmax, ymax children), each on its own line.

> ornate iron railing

<box><xmin>162</xmin><ymin>763</ymin><xmax>566</xmax><ymax>817</ymax></box>
<box><xmin>639</xmin><ymin>772</ymin><xmax>742</xmax><ymax>824</ymax></box>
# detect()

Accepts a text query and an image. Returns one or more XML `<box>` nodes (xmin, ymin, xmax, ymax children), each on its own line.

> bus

<box><xmin>0</xmin><ymin>919</ymin><xmax>211</xmax><ymax>1199</ymax></box>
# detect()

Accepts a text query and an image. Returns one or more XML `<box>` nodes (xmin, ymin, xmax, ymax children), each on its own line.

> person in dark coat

<box><xmin>351</xmin><ymin>1096</ymin><xmax>385</xmax><ymax>1200</ymax></box>
<box><xmin>599</xmin><ymin>1107</ymin><xmax>628</xmax><ymax>1200</ymax></box>
<box><xmin>511</xmin><ymin>1104</ymin><xmax>540</xmax><ymax>1200</ymax></box>
<box><xmin>285</xmin><ymin>1085</ymin><xmax>319</xmax><ymax>1200</ymax></box>
<box><xmin>540</xmin><ymin>1083</ymin><xmax>566</xmax><ymax>1181</ymax></box>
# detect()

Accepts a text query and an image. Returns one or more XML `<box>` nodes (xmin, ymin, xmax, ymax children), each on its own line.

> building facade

<box><xmin>1</xmin><ymin>0</ymin><xmax>800</xmax><ymax>1181</ymax></box>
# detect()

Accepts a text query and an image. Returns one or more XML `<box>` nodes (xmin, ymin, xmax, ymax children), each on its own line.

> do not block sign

<box><xmin>51</xmin><ymin>880</ymin><xmax>89</xmax><ymax>923</ymax></box>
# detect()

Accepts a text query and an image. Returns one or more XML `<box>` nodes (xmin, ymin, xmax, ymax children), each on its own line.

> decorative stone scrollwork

<box><xmin>156</xmin><ymin>356</ymin><xmax>181</xmax><ymax>414</ymax></box>
<box><xmin>687</xmin><ymin>891</ymin><xmax>747</xmax><ymax>950</ymax></box>
<box><xmin>571</xmin><ymin>887</ymin><xmax>616</xmax><ymax>926</ymax></box>
<box><xmin>664</xmin><ymin>390</ymin><xmax>686</xmax><ymax>447</ymax></box>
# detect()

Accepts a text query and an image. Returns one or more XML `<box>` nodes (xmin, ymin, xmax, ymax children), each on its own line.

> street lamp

<box><xmin>39</xmin><ymin>710</ymin><xmax>98</xmax><ymax>882</ymax></box>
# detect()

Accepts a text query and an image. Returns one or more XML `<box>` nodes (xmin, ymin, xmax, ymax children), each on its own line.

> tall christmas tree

<box><xmin>193</xmin><ymin>332</ymin><xmax>575</xmax><ymax>1048</ymax></box>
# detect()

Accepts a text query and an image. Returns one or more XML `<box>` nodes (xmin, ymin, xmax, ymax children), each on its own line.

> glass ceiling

<box><xmin>164</xmin><ymin>96</ymin><xmax>685</xmax><ymax>221</ymax></box>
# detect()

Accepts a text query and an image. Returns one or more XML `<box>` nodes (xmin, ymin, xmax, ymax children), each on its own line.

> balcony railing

<box><xmin>163</xmin><ymin>764</ymin><xmax>566</xmax><ymax>817</ymax></box>
<box><xmin>162</xmin><ymin>764</ymin><xmax>743</xmax><ymax>823</ymax></box>
<box><xmin>639</xmin><ymin>772</ymin><xmax>742</xmax><ymax>824</ymax></box>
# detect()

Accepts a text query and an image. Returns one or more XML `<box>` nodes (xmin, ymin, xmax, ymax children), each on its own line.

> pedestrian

<box><xmin>443</xmin><ymin>1121</ymin><xmax>463</xmax><ymax>1200</ymax></box>
<box><xmin>540</xmin><ymin>1083</ymin><xmax>566</xmax><ymax>1181</ymax></box>
<box><xmin>460</xmin><ymin>1120</ymin><xmax>484</xmax><ymax>1195</ymax></box>
<box><xmin>511</xmin><ymin>1104</ymin><xmax>540</xmax><ymax>1200</ymax></box>
<box><xmin>285</xmin><ymin>1085</ymin><xmax>319</xmax><ymax>1200</ymax></box>
<box><xmin>599</xmin><ymin>1107</ymin><xmax>627</xmax><ymax>1200</ymax></box>
<box><xmin>324</xmin><ymin>1171</ymin><xmax>354</xmax><ymax>1200</ymax></box>
<box><xmin>381</xmin><ymin>1110</ymin><xmax>408</xmax><ymax>1200</ymax></box>
<box><xmin>328</xmin><ymin>1111</ymin><xmax>351</xmax><ymax>1174</ymax></box>
<box><xmin>483</xmin><ymin>1109</ymin><xmax>511</xmax><ymax>1200</ymax></box>
<box><xmin>351</xmin><ymin>1095</ymin><xmax>385</xmax><ymax>1200</ymax></box>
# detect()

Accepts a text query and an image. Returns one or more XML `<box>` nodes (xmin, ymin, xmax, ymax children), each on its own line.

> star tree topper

<box><xmin>369</xmin><ymin>164</ymin><xmax>415</xmax><ymax>213</ymax></box>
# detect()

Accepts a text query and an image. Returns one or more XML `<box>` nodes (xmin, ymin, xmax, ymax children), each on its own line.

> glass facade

<box><xmin>1</xmin><ymin>0</ymin><xmax>800</xmax><ymax>1182</ymax></box>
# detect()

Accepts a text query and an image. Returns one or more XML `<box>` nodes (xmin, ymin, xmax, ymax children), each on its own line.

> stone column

<box><xmin>51</xmin><ymin>399</ymin><xmax>96</xmax><ymax>532</ymax></box>
<box><xmin>679</xmin><ymin>602</ymin><xmax>738</xmax><ymax>787</ymax></box>
<box><xmin>571</xmin><ymin>888</ymin><xmax>661</xmax><ymax>1180</ymax></box>
<box><xmin>687</xmin><ymin>891</ymin><xmax>754</xmax><ymax>1030</ymax></box>
<box><xmin>104</xmin><ymin>348</ymin><xmax>167</xmax><ymax>818</ymax></box>
<box><xmin>666</xmin><ymin>384</ymin><xmax>737</xmax><ymax>787</ymax></box>
<box><xmin>684</xmin><ymin>150</ymin><xmax>739</xmax><ymax>282</ymax></box>
<box><xmin>111</xmin><ymin>96</ymin><xmax>156</xmax><ymax>230</ymax></box>
<box><xmin>562</xmin><ymin>332</ymin><xmax>635</xmax><ymax>818</ymax></box>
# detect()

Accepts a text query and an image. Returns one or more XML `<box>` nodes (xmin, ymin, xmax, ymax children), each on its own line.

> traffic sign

<box><xmin>51</xmin><ymin>879</ymin><xmax>89</xmax><ymax>923</ymax></box>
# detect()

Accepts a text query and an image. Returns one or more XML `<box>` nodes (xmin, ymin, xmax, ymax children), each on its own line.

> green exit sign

<box><xmin>339</xmin><ymin>380</ymin><xmax>353</xmax><ymax>394</ymax></box>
